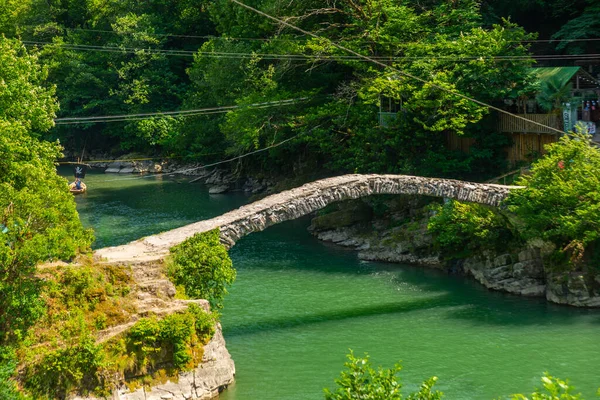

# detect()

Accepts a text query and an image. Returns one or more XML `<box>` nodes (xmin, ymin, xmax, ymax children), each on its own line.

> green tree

<box><xmin>185</xmin><ymin>0</ymin><xmax>534</xmax><ymax>179</ymax></box>
<box><xmin>166</xmin><ymin>229</ymin><xmax>236</xmax><ymax>310</ymax></box>
<box><xmin>324</xmin><ymin>351</ymin><xmax>443</xmax><ymax>400</ymax></box>
<box><xmin>507</xmin><ymin>131</ymin><xmax>600</xmax><ymax>268</ymax></box>
<box><xmin>551</xmin><ymin>2</ymin><xmax>600</xmax><ymax>55</ymax></box>
<box><xmin>536</xmin><ymin>77</ymin><xmax>574</xmax><ymax>113</ymax></box>
<box><xmin>0</xmin><ymin>37</ymin><xmax>93</xmax><ymax>345</ymax></box>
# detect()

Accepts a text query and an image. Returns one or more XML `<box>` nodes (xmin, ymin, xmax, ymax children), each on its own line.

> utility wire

<box><xmin>55</xmin><ymin>110</ymin><xmax>229</xmax><ymax>125</ymax></box>
<box><xmin>228</xmin><ymin>0</ymin><xmax>577</xmax><ymax>136</ymax></box>
<box><xmin>22</xmin><ymin>40</ymin><xmax>600</xmax><ymax>63</ymax></box>
<box><xmin>54</xmin><ymin>98</ymin><xmax>312</xmax><ymax>125</ymax></box>
<box><xmin>53</xmin><ymin>27</ymin><xmax>600</xmax><ymax>44</ymax></box>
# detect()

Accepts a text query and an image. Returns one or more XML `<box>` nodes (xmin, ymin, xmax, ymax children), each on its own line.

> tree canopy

<box><xmin>0</xmin><ymin>0</ymin><xmax>543</xmax><ymax>180</ymax></box>
<box><xmin>0</xmin><ymin>37</ymin><xmax>93</xmax><ymax>346</ymax></box>
<box><xmin>507</xmin><ymin>130</ymin><xmax>600</xmax><ymax>269</ymax></box>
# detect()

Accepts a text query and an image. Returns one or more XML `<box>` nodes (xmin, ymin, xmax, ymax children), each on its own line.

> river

<box><xmin>65</xmin><ymin>168</ymin><xmax>600</xmax><ymax>399</ymax></box>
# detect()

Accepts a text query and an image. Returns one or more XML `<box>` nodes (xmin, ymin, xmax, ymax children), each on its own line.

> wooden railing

<box><xmin>498</xmin><ymin>113</ymin><xmax>560</xmax><ymax>134</ymax></box>
<box><xmin>486</xmin><ymin>167</ymin><xmax>530</xmax><ymax>185</ymax></box>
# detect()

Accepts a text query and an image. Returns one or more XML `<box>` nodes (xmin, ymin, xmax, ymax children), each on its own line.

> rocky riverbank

<box><xmin>309</xmin><ymin>198</ymin><xmax>600</xmax><ymax>307</ymax></box>
<box><xmin>83</xmin><ymin>155</ymin><xmax>275</xmax><ymax>195</ymax></box>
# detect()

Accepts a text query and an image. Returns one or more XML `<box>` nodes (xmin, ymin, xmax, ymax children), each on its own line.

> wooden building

<box><xmin>447</xmin><ymin>67</ymin><xmax>600</xmax><ymax>164</ymax></box>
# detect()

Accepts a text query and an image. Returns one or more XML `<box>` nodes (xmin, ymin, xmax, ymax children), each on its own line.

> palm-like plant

<box><xmin>536</xmin><ymin>76</ymin><xmax>573</xmax><ymax>113</ymax></box>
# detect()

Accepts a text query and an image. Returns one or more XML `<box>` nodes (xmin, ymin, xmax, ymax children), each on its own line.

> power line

<box><xmin>55</xmin><ymin>27</ymin><xmax>600</xmax><ymax>44</ymax></box>
<box><xmin>60</xmin><ymin>27</ymin><xmax>303</xmax><ymax>42</ymax></box>
<box><xmin>228</xmin><ymin>0</ymin><xmax>568</xmax><ymax>137</ymax></box>
<box><xmin>22</xmin><ymin>40</ymin><xmax>600</xmax><ymax>63</ymax></box>
<box><xmin>54</xmin><ymin>98</ymin><xmax>312</xmax><ymax>125</ymax></box>
<box><xmin>55</xmin><ymin>110</ymin><xmax>229</xmax><ymax>125</ymax></box>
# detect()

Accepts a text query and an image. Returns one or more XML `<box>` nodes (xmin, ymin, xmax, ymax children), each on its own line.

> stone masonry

<box><xmin>95</xmin><ymin>174</ymin><xmax>520</xmax><ymax>264</ymax></box>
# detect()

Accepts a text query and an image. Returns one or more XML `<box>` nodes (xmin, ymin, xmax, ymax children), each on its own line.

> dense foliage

<box><xmin>0</xmin><ymin>0</ymin><xmax>548</xmax><ymax>180</ymax></box>
<box><xmin>0</xmin><ymin>37</ymin><xmax>93</xmax><ymax>347</ymax></box>
<box><xmin>427</xmin><ymin>200</ymin><xmax>520</xmax><ymax>259</ymax></box>
<box><xmin>184</xmin><ymin>0</ymin><xmax>535</xmax><ymax>179</ymax></box>
<box><xmin>1</xmin><ymin>0</ymin><xmax>595</xmax><ymax>181</ymax></box>
<box><xmin>507</xmin><ymin>131</ymin><xmax>600</xmax><ymax>269</ymax></box>
<box><xmin>166</xmin><ymin>229</ymin><xmax>236</xmax><ymax>310</ymax></box>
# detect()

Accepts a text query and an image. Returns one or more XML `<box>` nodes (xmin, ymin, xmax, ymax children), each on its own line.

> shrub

<box><xmin>166</xmin><ymin>229</ymin><xmax>236</xmax><ymax>310</ymax></box>
<box><xmin>510</xmin><ymin>373</ymin><xmax>583</xmax><ymax>400</ymax></box>
<box><xmin>507</xmin><ymin>132</ymin><xmax>600</xmax><ymax>269</ymax></box>
<box><xmin>324</xmin><ymin>351</ymin><xmax>442</xmax><ymax>400</ymax></box>
<box><xmin>23</xmin><ymin>329</ymin><xmax>106</xmax><ymax>399</ymax></box>
<box><xmin>121</xmin><ymin>305</ymin><xmax>216</xmax><ymax>376</ymax></box>
<box><xmin>427</xmin><ymin>200</ymin><xmax>518</xmax><ymax>259</ymax></box>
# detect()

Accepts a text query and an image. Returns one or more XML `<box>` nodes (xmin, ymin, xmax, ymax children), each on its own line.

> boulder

<box><xmin>209</xmin><ymin>185</ymin><xmax>229</xmax><ymax>194</ymax></box>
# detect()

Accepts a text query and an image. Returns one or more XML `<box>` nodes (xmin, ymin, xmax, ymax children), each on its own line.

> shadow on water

<box><xmin>66</xmin><ymin>169</ymin><xmax>600</xmax><ymax>332</ymax></box>
<box><xmin>223</xmin><ymin>294</ymin><xmax>453</xmax><ymax>337</ymax></box>
<box><xmin>228</xmin><ymin>218</ymin><xmax>600</xmax><ymax>334</ymax></box>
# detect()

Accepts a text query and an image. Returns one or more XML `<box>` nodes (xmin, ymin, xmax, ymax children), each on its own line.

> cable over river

<box><xmin>67</xmin><ymin>169</ymin><xmax>600</xmax><ymax>399</ymax></box>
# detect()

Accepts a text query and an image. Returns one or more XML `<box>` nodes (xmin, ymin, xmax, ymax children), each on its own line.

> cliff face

<box><xmin>69</xmin><ymin>257</ymin><xmax>236</xmax><ymax>400</ymax></box>
<box><xmin>71</xmin><ymin>324</ymin><xmax>234</xmax><ymax>400</ymax></box>
<box><xmin>309</xmin><ymin>200</ymin><xmax>600</xmax><ymax>308</ymax></box>
<box><xmin>111</xmin><ymin>325</ymin><xmax>235</xmax><ymax>400</ymax></box>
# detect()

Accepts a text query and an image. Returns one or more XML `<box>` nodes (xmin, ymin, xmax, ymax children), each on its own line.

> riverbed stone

<box><xmin>105</xmin><ymin>162</ymin><xmax>122</xmax><ymax>173</ymax></box>
<box><xmin>518</xmin><ymin>248</ymin><xmax>540</xmax><ymax>262</ymax></box>
<box><xmin>316</xmin><ymin>229</ymin><xmax>352</xmax><ymax>244</ymax></box>
<box><xmin>488</xmin><ymin>265</ymin><xmax>512</xmax><ymax>280</ymax></box>
<box><xmin>209</xmin><ymin>185</ymin><xmax>229</xmax><ymax>194</ymax></box>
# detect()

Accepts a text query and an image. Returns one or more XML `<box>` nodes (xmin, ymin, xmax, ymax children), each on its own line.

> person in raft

<box><xmin>75</xmin><ymin>178</ymin><xmax>82</xmax><ymax>190</ymax></box>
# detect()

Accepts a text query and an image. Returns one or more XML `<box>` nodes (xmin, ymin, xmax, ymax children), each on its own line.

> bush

<box><xmin>324</xmin><ymin>351</ymin><xmax>442</xmax><ymax>400</ymax></box>
<box><xmin>510</xmin><ymin>373</ymin><xmax>583</xmax><ymax>400</ymax></box>
<box><xmin>326</xmin><ymin>355</ymin><xmax>595</xmax><ymax>400</ymax></box>
<box><xmin>23</xmin><ymin>330</ymin><xmax>105</xmax><ymax>399</ymax></box>
<box><xmin>507</xmin><ymin>132</ymin><xmax>600</xmax><ymax>269</ymax></box>
<box><xmin>427</xmin><ymin>200</ymin><xmax>518</xmax><ymax>259</ymax></box>
<box><xmin>166</xmin><ymin>229</ymin><xmax>236</xmax><ymax>310</ymax></box>
<box><xmin>121</xmin><ymin>305</ymin><xmax>217</xmax><ymax>375</ymax></box>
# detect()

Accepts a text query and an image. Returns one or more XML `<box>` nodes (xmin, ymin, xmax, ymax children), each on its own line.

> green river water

<box><xmin>66</xmin><ymin>168</ymin><xmax>600</xmax><ymax>399</ymax></box>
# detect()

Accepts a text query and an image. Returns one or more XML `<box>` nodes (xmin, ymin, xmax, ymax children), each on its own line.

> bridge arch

<box><xmin>95</xmin><ymin>174</ymin><xmax>520</xmax><ymax>263</ymax></box>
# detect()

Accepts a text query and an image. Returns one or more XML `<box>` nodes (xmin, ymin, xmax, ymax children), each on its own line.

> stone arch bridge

<box><xmin>95</xmin><ymin>174</ymin><xmax>521</xmax><ymax>263</ymax></box>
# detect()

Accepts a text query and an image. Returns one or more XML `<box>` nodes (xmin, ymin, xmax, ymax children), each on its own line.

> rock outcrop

<box><xmin>546</xmin><ymin>273</ymin><xmax>600</xmax><ymax>307</ymax></box>
<box><xmin>462</xmin><ymin>249</ymin><xmax>546</xmax><ymax>297</ymax></box>
<box><xmin>75</xmin><ymin>256</ymin><xmax>236</xmax><ymax>399</ymax></box>
<box><xmin>72</xmin><ymin>325</ymin><xmax>234</xmax><ymax>400</ymax></box>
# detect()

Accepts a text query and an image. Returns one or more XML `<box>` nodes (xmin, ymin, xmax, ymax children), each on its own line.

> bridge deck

<box><xmin>95</xmin><ymin>174</ymin><xmax>522</xmax><ymax>264</ymax></box>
